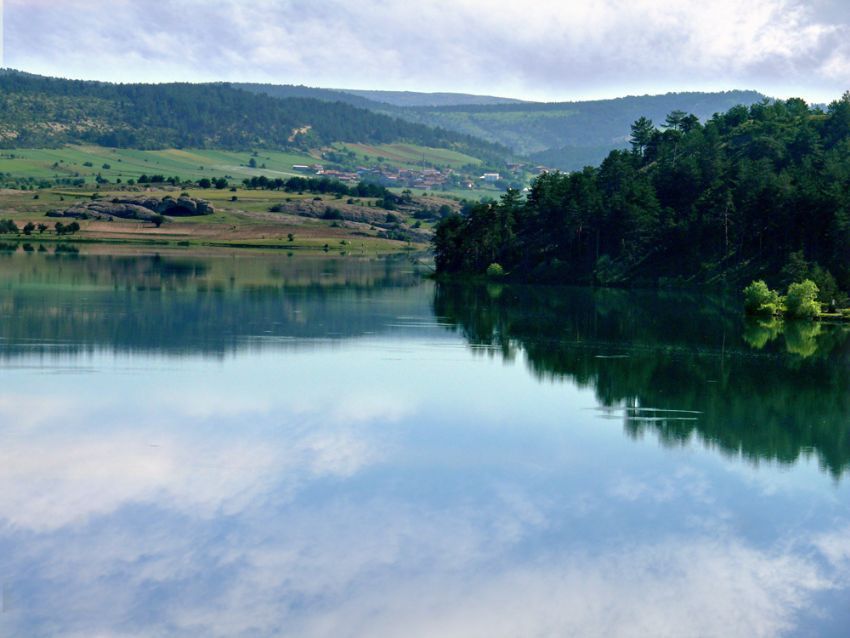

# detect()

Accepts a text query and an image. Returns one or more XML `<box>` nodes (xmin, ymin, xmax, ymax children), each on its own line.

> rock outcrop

<box><xmin>51</xmin><ymin>196</ymin><xmax>214</xmax><ymax>222</ymax></box>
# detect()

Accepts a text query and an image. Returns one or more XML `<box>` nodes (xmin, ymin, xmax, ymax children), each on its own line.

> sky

<box><xmin>2</xmin><ymin>0</ymin><xmax>849</xmax><ymax>103</ymax></box>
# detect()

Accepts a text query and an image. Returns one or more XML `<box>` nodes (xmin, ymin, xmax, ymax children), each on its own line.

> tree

<box><xmin>664</xmin><ymin>110</ymin><xmax>689</xmax><ymax>130</ymax></box>
<box><xmin>785</xmin><ymin>280</ymin><xmax>820</xmax><ymax>319</ymax></box>
<box><xmin>23</xmin><ymin>222</ymin><xmax>35</xmax><ymax>236</ymax></box>
<box><xmin>0</xmin><ymin>220</ymin><xmax>19</xmax><ymax>234</ymax></box>
<box><xmin>630</xmin><ymin>117</ymin><xmax>655</xmax><ymax>156</ymax></box>
<box><xmin>743</xmin><ymin>280</ymin><xmax>781</xmax><ymax>316</ymax></box>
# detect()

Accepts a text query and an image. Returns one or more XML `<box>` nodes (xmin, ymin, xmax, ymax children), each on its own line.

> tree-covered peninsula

<box><xmin>434</xmin><ymin>95</ymin><xmax>850</xmax><ymax>294</ymax></box>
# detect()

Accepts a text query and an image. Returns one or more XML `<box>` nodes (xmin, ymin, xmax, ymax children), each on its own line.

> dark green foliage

<box><xmin>55</xmin><ymin>221</ymin><xmax>81</xmax><ymax>236</ymax></box>
<box><xmin>0</xmin><ymin>220</ymin><xmax>20</xmax><ymax>234</ymax></box>
<box><xmin>0</xmin><ymin>71</ymin><xmax>507</xmax><ymax>160</ymax></box>
<box><xmin>435</xmin><ymin>95</ymin><xmax>850</xmax><ymax>292</ymax></box>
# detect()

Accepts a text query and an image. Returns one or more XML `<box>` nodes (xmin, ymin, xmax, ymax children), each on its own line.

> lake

<box><xmin>0</xmin><ymin>248</ymin><xmax>849</xmax><ymax>637</ymax></box>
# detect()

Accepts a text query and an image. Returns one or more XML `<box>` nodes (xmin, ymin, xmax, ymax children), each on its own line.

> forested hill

<box><xmin>336</xmin><ymin>89</ymin><xmax>525</xmax><ymax>107</ymax></box>
<box><xmin>239</xmin><ymin>83</ymin><xmax>767</xmax><ymax>171</ymax></box>
<box><xmin>403</xmin><ymin>91</ymin><xmax>767</xmax><ymax>168</ymax></box>
<box><xmin>237</xmin><ymin>83</ymin><xmax>524</xmax><ymax>108</ymax></box>
<box><xmin>435</xmin><ymin>95</ymin><xmax>850</xmax><ymax>294</ymax></box>
<box><xmin>0</xmin><ymin>71</ymin><xmax>507</xmax><ymax>160</ymax></box>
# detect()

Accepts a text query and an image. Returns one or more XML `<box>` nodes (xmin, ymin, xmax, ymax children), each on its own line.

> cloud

<box><xmin>0</xmin><ymin>387</ymin><xmax>399</xmax><ymax>531</ymax></box>
<box><xmin>5</xmin><ymin>493</ymin><xmax>848</xmax><ymax>637</ymax></box>
<box><xmin>4</xmin><ymin>0</ymin><xmax>848</xmax><ymax>101</ymax></box>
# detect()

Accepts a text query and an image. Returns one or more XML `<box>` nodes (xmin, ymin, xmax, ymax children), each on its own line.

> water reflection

<box><xmin>0</xmin><ymin>252</ymin><xmax>849</xmax><ymax>637</ymax></box>
<box><xmin>0</xmin><ymin>251</ymin><xmax>429</xmax><ymax>357</ymax></box>
<box><xmin>434</xmin><ymin>283</ymin><xmax>850</xmax><ymax>477</ymax></box>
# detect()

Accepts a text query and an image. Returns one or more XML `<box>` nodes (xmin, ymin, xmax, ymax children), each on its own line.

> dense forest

<box><xmin>0</xmin><ymin>71</ymin><xmax>506</xmax><ymax>160</ymax></box>
<box><xmin>435</xmin><ymin>96</ymin><xmax>850</xmax><ymax>294</ymax></box>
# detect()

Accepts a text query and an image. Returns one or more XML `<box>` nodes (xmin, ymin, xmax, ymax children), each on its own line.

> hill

<box><xmin>242</xmin><ymin>82</ymin><xmax>767</xmax><ymax>171</ymax></box>
<box><xmin>238</xmin><ymin>84</ymin><xmax>525</xmax><ymax>108</ymax></box>
<box><xmin>398</xmin><ymin>91</ymin><xmax>767</xmax><ymax>168</ymax></box>
<box><xmin>0</xmin><ymin>71</ymin><xmax>508</xmax><ymax>163</ymax></box>
<box><xmin>434</xmin><ymin>95</ymin><xmax>850</xmax><ymax>294</ymax></box>
<box><xmin>335</xmin><ymin>89</ymin><xmax>525</xmax><ymax>107</ymax></box>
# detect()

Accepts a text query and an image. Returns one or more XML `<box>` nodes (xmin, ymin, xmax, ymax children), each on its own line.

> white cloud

<box><xmin>4</xmin><ymin>0</ymin><xmax>848</xmax><ymax>101</ymax></box>
<box><xmin>0</xmin><ymin>389</ymin><xmax>398</xmax><ymax>531</ymax></box>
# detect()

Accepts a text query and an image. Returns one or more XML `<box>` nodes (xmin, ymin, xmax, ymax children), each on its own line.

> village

<box><xmin>290</xmin><ymin>159</ymin><xmax>546</xmax><ymax>193</ymax></box>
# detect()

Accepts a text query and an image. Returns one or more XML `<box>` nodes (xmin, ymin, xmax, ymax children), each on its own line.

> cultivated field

<box><xmin>0</xmin><ymin>185</ymin><xmax>451</xmax><ymax>253</ymax></box>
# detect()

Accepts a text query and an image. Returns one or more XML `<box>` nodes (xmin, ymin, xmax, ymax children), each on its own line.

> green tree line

<box><xmin>434</xmin><ymin>95</ymin><xmax>850</xmax><ymax>293</ymax></box>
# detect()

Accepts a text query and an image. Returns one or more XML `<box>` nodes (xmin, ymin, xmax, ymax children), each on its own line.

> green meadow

<box><xmin>0</xmin><ymin>143</ymin><xmax>489</xmax><ymax>187</ymax></box>
<box><xmin>338</xmin><ymin>143</ymin><xmax>482</xmax><ymax>169</ymax></box>
<box><xmin>0</xmin><ymin>147</ymin><xmax>321</xmax><ymax>184</ymax></box>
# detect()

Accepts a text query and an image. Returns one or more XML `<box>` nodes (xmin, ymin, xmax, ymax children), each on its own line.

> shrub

<box><xmin>0</xmin><ymin>219</ymin><xmax>19</xmax><ymax>234</ymax></box>
<box><xmin>785</xmin><ymin>279</ymin><xmax>821</xmax><ymax>319</ymax></box>
<box><xmin>743</xmin><ymin>280</ymin><xmax>782</xmax><ymax>316</ymax></box>
<box><xmin>486</xmin><ymin>263</ymin><xmax>505</xmax><ymax>278</ymax></box>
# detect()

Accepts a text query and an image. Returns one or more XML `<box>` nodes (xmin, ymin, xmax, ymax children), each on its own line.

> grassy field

<box><xmin>0</xmin><ymin>143</ymin><xmax>491</xmax><ymax>187</ymax></box>
<box><xmin>0</xmin><ymin>147</ymin><xmax>324</xmax><ymax>185</ymax></box>
<box><xmin>338</xmin><ymin>143</ymin><xmax>482</xmax><ymax>169</ymax></box>
<box><xmin>0</xmin><ymin>185</ymin><xmax>437</xmax><ymax>253</ymax></box>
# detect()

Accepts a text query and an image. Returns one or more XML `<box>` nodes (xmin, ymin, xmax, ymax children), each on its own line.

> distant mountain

<box><xmin>245</xmin><ymin>83</ymin><xmax>768</xmax><ymax>171</ymax></box>
<box><xmin>336</xmin><ymin>90</ymin><xmax>526</xmax><ymax>108</ymax></box>
<box><xmin>398</xmin><ymin>91</ymin><xmax>769</xmax><ymax>169</ymax></box>
<box><xmin>235</xmin><ymin>83</ymin><xmax>385</xmax><ymax>110</ymax></box>
<box><xmin>0</xmin><ymin>71</ymin><xmax>508</xmax><ymax>162</ymax></box>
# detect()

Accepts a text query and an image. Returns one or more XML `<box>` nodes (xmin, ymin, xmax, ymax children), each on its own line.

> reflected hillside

<box><xmin>435</xmin><ymin>283</ymin><xmax>850</xmax><ymax>477</ymax></box>
<box><xmin>0</xmin><ymin>251</ymin><xmax>430</xmax><ymax>357</ymax></box>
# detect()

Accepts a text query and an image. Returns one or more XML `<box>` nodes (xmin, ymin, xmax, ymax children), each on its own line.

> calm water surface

<box><xmin>0</xmin><ymin>249</ymin><xmax>849</xmax><ymax>637</ymax></box>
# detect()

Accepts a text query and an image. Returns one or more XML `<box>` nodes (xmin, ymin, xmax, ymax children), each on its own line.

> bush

<box><xmin>743</xmin><ymin>280</ymin><xmax>781</xmax><ymax>316</ymax></box>
<box><xmin>0</xmin><ymin>219</ymin><xmax>19</xmax><ymax>234</ymax></box>
<box><xmin>785</xmin><ymin>279</ymin><xmax>821</xmax><ymax>319</ymax></box>
<box><xmin>486</xmin><ymin>263</ymin><xmax>505</xmax><ymax>278</ymax></box>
